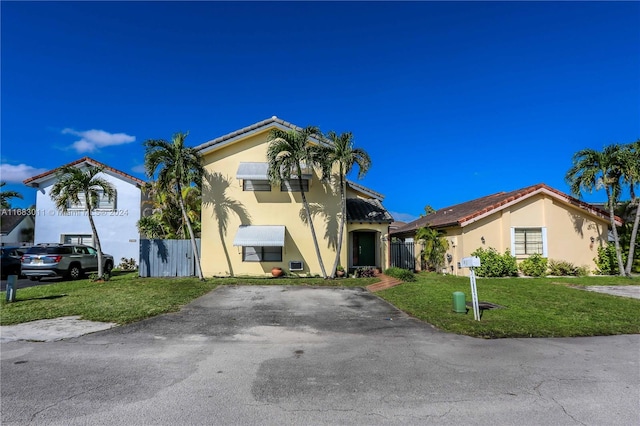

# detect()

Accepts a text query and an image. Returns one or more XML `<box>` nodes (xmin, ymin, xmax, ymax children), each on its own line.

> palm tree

<box><xmin>416</xmin><ymin>226</ymin><xmax>449</xmax><ymax>272</ymax></box>
<box><xmin>138</xmin><ymin>181</ymin><xmax>201</xmax><ymax>239</ymax></box>
<box><xmin>318</xmin><ymin>131</ymin><xmax>371</xmax><ymax>278</ymax></box>
<box><xmin>565</xmin><ymin>145</ymin><xmax>626</xmax><ymax>276</ymax></box>
<box><xmin>619</xmin><ymin>140</ymin><xmax>640</xmax><ymax>274</ymax></box>
<box><xmin>50</xmin><ymin>165</ymin><xmax>115</xmax><ymax>279</ymax></box>
<box><xmin>144</xmin><ymin>132</ymin><xmax>205</xmax><ymax>280</ymax></box>
<box><xmin>267</xmin><ymin>126</ymin><xmax>328</xmax><ymax>278</ymax></box>
<box><xmin>0</xmin><ymin>182</ymin><xmax>23</xmax><ymax>209</ymax></box>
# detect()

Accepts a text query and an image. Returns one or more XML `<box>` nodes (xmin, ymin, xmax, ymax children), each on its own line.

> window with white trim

<box><xmin>242</xmin><ymin>246</ymin><xmax>283</xmax><ymax>262</ymax></box>
<box><xmin>512</xmin><ymin>227</ymin><xmax>547</xmax><ymax>256</ymax></box>
<box><xmin>243</xmin><ymin>180</ymin><xmax>271</xmax><ymax>191</ymax></box>
<box><xmin>67</xmin><ymin>191</ymin><xmax>116</xmax><ymax>210</ymax></box>
<box><xmin>281</xmin><ymin>179</ymin><xmax>309</xmax><ymax>192</ymax></box>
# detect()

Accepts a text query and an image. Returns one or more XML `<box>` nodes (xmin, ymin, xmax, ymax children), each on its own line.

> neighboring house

<box><xmin>392</xmin><ymin>183</ymin><xmax>620</xmax><ymax>276</ymax></box>
<box><xmin>195</xmin><ymin>116</ymin><xmax>393</xmax><ymax>277</ymax></box>
<box><xmin>0</xmin><ymin>209</ymin><xmax>35</xmax><ymax>246</ymax></box>
<box><xmin>23</xmin><ymin>157</ymin><xmax>144</xmax><ymax>264</ymax></box>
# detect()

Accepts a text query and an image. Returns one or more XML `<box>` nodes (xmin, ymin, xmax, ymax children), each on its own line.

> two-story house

<box><xmin>195</xmin><ymin>117</ymin><xmax>393</xmax><ymax>277</ymax></box>
<box><xmin>23</xmin><ymin>157</ymin><xmax>144</xmax><ymax>264</ymax></box>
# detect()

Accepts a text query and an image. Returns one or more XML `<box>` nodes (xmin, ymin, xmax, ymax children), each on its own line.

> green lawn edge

<box><xmin>1</xmin><ymin>272</ymin><xmax>638</xmax><ymax>339</ymax></box>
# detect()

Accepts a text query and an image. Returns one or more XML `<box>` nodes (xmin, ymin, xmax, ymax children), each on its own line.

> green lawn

<box><xmin>1</xmin><ymin>272</ymin><xmax>639</xmax><ymax>339</ymax></box>
<box><xmin>377</xmin><ymin>273</ymin><xmax>640</xmax><ymax>338</ymax></box>
<box><xmin>0</xmin><ymin>272</ymin><xmax>377</xmax><ymax>326</ymax></box>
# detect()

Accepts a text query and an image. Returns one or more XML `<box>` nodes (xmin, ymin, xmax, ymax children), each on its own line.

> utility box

<box><xmin>452</xmin><ymin>291</ymin><xmax>466</xmax><ymax>313</ymax></box>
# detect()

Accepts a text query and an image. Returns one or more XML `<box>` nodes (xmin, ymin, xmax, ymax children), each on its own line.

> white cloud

<box><xmin>62</xmin><ymin>128</ymin><xmax>136</xmax><ymax>153</ymax></box>
<box><xmin>0</xmin><ymin>163</ymin><xmax>49</xmax><ymax>183</ymax></box>
<box><xmin>131</xmin><ymin>164</ymin><xmax>146</xmax><ymax>174</ymax></box>
<box><xmin>389</xmin><ymin>211</ymin><xmax>418</xmax><ymax>223</ymax></box>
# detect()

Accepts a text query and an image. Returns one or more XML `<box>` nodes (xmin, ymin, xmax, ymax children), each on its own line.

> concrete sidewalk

<box><xmin>0</xmin><ymin>316</ymin><xmax>117</xmax><ymax>343</ymax></box>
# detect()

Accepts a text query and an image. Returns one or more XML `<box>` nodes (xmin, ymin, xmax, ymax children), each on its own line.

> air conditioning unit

<box><xmin>289</xmin><ymin>260</ymin><xmax>304</xmax><ymax>271</ymax></box>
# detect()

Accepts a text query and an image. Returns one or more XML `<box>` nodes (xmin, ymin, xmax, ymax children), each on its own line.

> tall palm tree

<box><xmin>318</xmin><ymin>131</ymin><xmax>371</xmax><ymax>278</ymax></box>
<box><xmin>144</xmin><ymin>132</ymin><xmax>205</xmax><ymax>280</ymax></box>
<box><xmin>267</xmin><ymin>126</ymin><xmax>328</xmax><ymax>278</ymax></box>
<box><xmin>619</xmin><ymin>140</ymin><xmax>640</xmax><ymax>274</ymax></box>
<box><xmin>138</xmin><ymin>181</ymin><xmax>201</xmax><ymax>239</ymax></box>
<box><xmin>0</xmin><ymin>182</ymin><xmax>23</xmax><ymax>209</ymax></box>
<box><xmin>50</xmin><ymin>165</ymin><xmax>115</xmax><ymax>279</ymax></box>
<box><xmin>565</xmin><ymin>145</ymin><xmax>626</xmax><ymax>276</ymax></box>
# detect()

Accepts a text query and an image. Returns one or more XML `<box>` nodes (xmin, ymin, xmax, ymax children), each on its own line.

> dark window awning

<box><xmin>233</xmin><ymin>225</ymin><xmax>285</xmax><ymax>247</ymax></box>
<box><xmin>236</xmin><ymin>162</ymin><xmax>269</xmax><ymax>180</ymax></box>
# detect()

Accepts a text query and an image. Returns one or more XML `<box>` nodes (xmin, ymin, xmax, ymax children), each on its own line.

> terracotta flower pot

<box><xmin>336</xmin><ymin>270</ymin><xmax>345</xmax><ymax>278</ymax></box>
<box><xmin>271</xmin><ymin>267</ymin><xmax>283</xmax><ymax>277</ymax></box>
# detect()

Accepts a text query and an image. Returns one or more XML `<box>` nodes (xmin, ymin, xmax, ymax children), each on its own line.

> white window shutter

<box><xmin>510</xmin><ymin>228</ymin><xmax>516</xmax><ymax>255</ymax></box>
<box><xmin>541</xmin><ymin>227</ymin><xmax>548</xmax><ymax>257</ymax></box>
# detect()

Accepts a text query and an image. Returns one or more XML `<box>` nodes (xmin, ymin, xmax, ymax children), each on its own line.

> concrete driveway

<box><xmin>1</xmin><ymin>286</ymin><xmax>638</xmax><ymax>425</ymax></box>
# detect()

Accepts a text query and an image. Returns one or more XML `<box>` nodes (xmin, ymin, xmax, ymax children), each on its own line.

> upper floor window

<box><xmin>67</xmin><ymin>191</ymin><xmax>116</xmax><ymax>210</ymax></box>
<box><xmin>243</xmin><ymin>180</ymin><xmax>271</xmax><ymax>192</ymax></box>
<box><xmin>281</xmin><ymin>179</ymin><xmax>309</xmax><ymax>192</ymax></box>
<box><xmin>512</xmin><ymin>227</ymin><xmax>546</xmax><ymax>256</ymax></box>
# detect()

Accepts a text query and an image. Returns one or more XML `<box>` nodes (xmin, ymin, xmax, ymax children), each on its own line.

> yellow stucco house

<box><xmin>195</xmin><ymin>117</ymin><xmax>393</xmax><ymax>277</ymax></box>
<box><xmin>392</xmin><ymin>183</ymin><xmax>621</xmax><ymax>276</ymax></box>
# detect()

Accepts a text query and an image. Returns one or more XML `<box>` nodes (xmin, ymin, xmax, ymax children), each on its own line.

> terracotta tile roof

<box><xmin>23</xmin><ymin>157</ymin><xmax>145</xmax><ymax>187</ymax></box>
<box><xmin>1</xmin><ymin>209</ymin><xmax>34</xmax><ymax>234</ymax></box>
<box><xmin>392</xmin><ymin>183</ymin><xmax>619</xmax><ymax>236</ymax></box>
<box><xmin>346</xmin><ymin>198</ymin><xmax>393</xmax><ymax>223</ymax></box>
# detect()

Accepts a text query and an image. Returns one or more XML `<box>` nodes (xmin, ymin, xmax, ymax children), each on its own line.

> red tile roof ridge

<box><xmin>23</xmin><ymin>157</ymin><xmax>145</xmax><ymax>186</ymax></box>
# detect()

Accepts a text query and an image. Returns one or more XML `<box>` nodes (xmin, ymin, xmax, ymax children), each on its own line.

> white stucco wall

<box><xmin>0</xmin><ymin>215</ymin><xmax>35</xmax><ymax>245</ymax></box>
<box><xmin>33</xmin><ymin>172</ymin><xmax>141</xmax><ymax>265</ymax></box>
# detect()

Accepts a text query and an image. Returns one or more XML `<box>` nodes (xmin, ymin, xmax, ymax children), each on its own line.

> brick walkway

<box><xmin>366</xmin><ymin>273</ymin><xmax>404</xmax><ymax>292</ymax></box>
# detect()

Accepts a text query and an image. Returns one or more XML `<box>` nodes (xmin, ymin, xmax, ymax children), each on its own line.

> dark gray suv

<box><xmin>21</xmin><ymin>244</ymin><xmax>114</xmax><ymax>281</ymax></box>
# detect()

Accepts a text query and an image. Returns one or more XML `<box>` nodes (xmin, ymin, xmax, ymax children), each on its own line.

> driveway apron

<box><xmin>1</xmin><ymin>285</ymin><xmax>638</xmax><ymax>425</ymax></box>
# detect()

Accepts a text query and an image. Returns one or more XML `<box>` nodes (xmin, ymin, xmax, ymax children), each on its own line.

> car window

<box><xmin>86</xmin><ymin>247</ymin><xmax>97</xmax><ymax>255</ymax></box>
<box><xmin>26</xmin><ymin>246</ymin><xmax>73</xmax><ymax>255</ymax></box>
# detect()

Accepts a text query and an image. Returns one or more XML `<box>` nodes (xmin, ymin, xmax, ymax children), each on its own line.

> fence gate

<box><xmin>390</xmin><ymin>241</ymin><xmax>416</xmax><ymax>271</ymax></box>
<box><xmin>139</xmin><ymin>239</ymin><xmax>201</xmax><ymax>277</ymax></box>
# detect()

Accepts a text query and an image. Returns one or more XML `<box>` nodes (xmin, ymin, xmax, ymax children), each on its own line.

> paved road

<box><xmin>0</xmin><ymin>276</ymin><xmax>62</xmax><ymax>292</ymax></box>
<box><xmin>1</xmin><ymin>286</ymin><xmax>638</xmax><ymax>425</ymax></box>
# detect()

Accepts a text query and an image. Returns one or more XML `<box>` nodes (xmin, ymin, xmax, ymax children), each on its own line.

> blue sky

<box><xmin>2</xmin><ymin>1</ymin><xmax>638</xmax><ymax>222</ymax></box>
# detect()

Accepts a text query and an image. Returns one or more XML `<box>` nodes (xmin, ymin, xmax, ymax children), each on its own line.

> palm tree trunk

<box><xmin>330</xmin><ymin>169</ymin><xmax>346</xmax><ymax>279</ymax></box>
<box><xmin>297</xmin><ymin>165</ymin><xmax>327</xmax><ymax>279</ymax></box>
<box><xmin>177</xmin><ymin>182</ymin><xmax>204</xmax><ymax>280</ymax></box>
<box><xmin>606</xmin><ymin>187</ymin><xmax>626</xmax><ymax>276</ymax></box>
<box><xmin>87</xmin><ymin>205</ymin><xmax>104</xmax><ymax>279</ymax></box>
<box><xmin>625</xmin><ymin>199</ymin><xmax>640</xmax><ymax>275</ymax></box>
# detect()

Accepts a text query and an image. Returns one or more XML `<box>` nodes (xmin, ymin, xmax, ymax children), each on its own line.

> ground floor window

<box><xmin>62</xmin><ymin>234</ymin><xmax>94</xmax><ymax>247</ymax></box>
<box><xmin>512</xmin><ymin>227</ymin><xmax>547</xmax><ymax>256</ymax></box>
<box><xmin>242</xmin><ymin>246</ymin><xmax>283</xmax><ymax>262</ymax></box>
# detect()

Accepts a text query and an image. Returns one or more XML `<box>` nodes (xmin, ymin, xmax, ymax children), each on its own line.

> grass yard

<box><xmin>0</xmin><ymin>272</ymin><xmax>378</xmax><ymax>326</ymax></box>
<box><xmin>377</xmin><ymin>273</ymin><xmax>640</xmax><ymax>338</ymax></box>
<box><xmin>1</xmin><ymin>271</ymin><xmax>638</xmax><ymax>338</ymax></box>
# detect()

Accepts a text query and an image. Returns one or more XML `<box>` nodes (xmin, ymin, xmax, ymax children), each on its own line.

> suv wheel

<box><xmin>68</xmin><ymin>265</ymin><xmax>83</xmax><ymax>280</ymax></box>
<box><xmin>104</xmin><ymin>261</ymin><xmax>113</xmax><ymax>278</ymax></box>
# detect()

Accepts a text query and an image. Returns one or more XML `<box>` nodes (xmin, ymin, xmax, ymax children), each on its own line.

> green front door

<box><xmin>353</xmin><ymin>232</ymin><xmax>376</xmax><ymax>267</ymax></box>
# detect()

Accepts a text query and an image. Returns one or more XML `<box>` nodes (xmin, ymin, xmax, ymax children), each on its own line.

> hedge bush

<box><xmin>547</xmin><ymin>259</ymin><xmax>589</xmax><ymax>276</ymax></box>
<box><xmin>470</xmin><ymin>247</ymin><xmax>518</xmax><ymax>277</ymax></box>
<box><xmin>383</xmin><ymin>267</ymin><xmax>416</xmax><ymax>282</ymax></box>
<box><xmin>519</xmin><ymin>253</ymin><xmax>548</xmax><ymax>277</ymax></box>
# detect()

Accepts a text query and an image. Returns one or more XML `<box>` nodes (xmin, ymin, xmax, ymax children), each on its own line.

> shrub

<box><xmin>594</xmin><ymin>244</ymin><xmax>626</xmax><ymax>275</ymax></box>
<box><xmin>547</xmin><ymin>259</ymin><xmax>589</xmax><ymax>276</ymax></box>
<box><xmin>383</xmin><ymin>267</ymin><xmax>416</xmax><ymax>282</ymax></box>
<box><xmin>470</xmin><ymin>247</ymin><xmax>518</xmax><ymax>277</ymax></box>
<box><xmin>519</xmin><ymin>253</ymin><xmax>548</xmax><ymax>277</ymax></box>
<box><xmin>354</xmin><ymin>267</ymin><xmax>376</xmax><ymax>278</ymax></box>
<box><xmin>118</xmin><ymin>257</ymin><xmax>138</xmax><ymax>271</ymax></box>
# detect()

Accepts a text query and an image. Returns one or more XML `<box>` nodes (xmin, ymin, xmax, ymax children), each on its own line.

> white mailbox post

<box><xmin>460</xmin><ymin>256</ymin><xmax>481</xmax><ymax>321</ymax></box>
